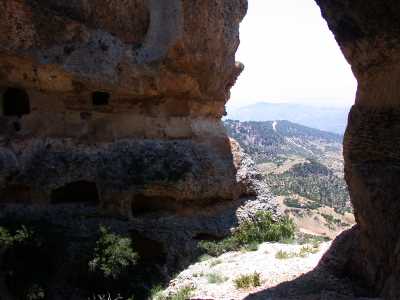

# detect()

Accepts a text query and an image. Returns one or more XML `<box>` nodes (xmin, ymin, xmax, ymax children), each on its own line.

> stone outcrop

<box><xmin>0</xmin><ymin>0</ymin><xmax>248</xmax><ymax>215</ymax></box>
<box><xmin>315</xmin><ymin>1</ymin><xmax>400</xmax><ymax>298</ymax></box>
<box><xmin>0</xmin><ymin>2</ymin><xmax>282</xmax><ymax>297</ymax></box>
<box><xmin>3</xmin><ymin>0</ymin><xmax>400</xmax><ymax>299</ymax></box>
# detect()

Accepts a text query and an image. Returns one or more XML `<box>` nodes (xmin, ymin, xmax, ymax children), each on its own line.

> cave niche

<box><xmin>50</xmin><ymin>181</ymin><xmax>99</xmax><ymax>205</ymax></box>
<box><xmin>2</xmin><ymin>88</ymin><xmax>31</xmax><ymax>117</ymax></box>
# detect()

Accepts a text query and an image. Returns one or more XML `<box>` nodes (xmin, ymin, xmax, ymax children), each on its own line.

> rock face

<box><xmin>315</xmin><ymin>1</ymin><xmax>400</xmax><ymax>298</ymax></box>
<box><xmin>0</xmin><ymin>0</ymin><xmax>248</xmax><ymax>215</ymax></box>
<box><xmin>3</xmin><ymin>0</ymin><xmax>400</xmax><ymax>298</ymax></box>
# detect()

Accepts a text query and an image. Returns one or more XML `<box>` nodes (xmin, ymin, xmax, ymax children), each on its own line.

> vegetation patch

<box><xmin>207</xmin><ymin>273</ymin><xmax>228</xmax><ymax>284</ymax></box>
<box><xmin>265</xmin><ymin>160</ymin><xmax>350</xmax><ymax>213</ymax></box>
<box><xmin>151</xmin><ymin>286</ymin><xmax>194</xmax><ymax>300</ymax></box>
<box><xmin>234</xmin><ymin>272</ymin><xmax>261</xmax><ymax>289</ymax></box>
<box><xmin>210</xmin><ymin>259</ymin><xmax>223</xmax><ymax>267</ymax></box>
<box><xmin>199</xmin><ymin>212</ymin><xmax>295</xmax><ymax>257</ymax></box>
<box><xmin>275</xmin><ymin>244</ymin><xmax>320</xmax><ymax>260</ymax></box>
<box><xmin>89</xmin><ymin>226</ymin><xmax>139</xmax><ymax>279</ymax></box>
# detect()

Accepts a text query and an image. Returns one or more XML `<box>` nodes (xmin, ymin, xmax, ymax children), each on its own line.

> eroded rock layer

<box><xmin>316</xmin><ymin>1</ymin><xmax>400</xmax><ymax>298</ymax></box>
<box><xmin>0</xmin><ymin>0</ymin><xmax>248</xmax><ymax>214</ymax></box>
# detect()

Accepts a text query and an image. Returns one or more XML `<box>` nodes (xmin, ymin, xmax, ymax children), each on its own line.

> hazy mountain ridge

<box><xmin>226</xmin><ymin>102</ymin><xmax>350</xmax><ymax>134</ymax></box>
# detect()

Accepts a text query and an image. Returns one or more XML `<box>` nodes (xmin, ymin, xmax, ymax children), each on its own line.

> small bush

<box><xmin>243</xmin><ymin>242</ymin><xmax>259</xmax><ymax>252</ymax></box>
<box><xmin>26</xmin><ymin>284</ymin><xmax>45</xmax><ymax>300</ymax></box>
<box><xmin>89</xmin><ymin>226</ymin><xmax>139</xmax><ymax>279</ymax></box>
<box><xmin>297</xmin><ymin>233</ymin><xmax>330</xmax><ymax>245</ymax></box>
<box><xmin>275</xmin><ymin>244</ymin><xmax>319</xmax><ymax>260</ymax></box>
<box><xmin>235</xmin><ymin>212</ymin><xmax>295</xmax><ymax>245</ymax></box>
<box><xmin>199</xmin><ymin>212</ymin><xmax>295</xmax><ymax>257</ymax></box>
<box><xmin>154</xmin><ymin>286</ymin><xmax>194</xmax><ymax>300</ymax></box>
<box><xmin>299</xmin><ymin>245</ymin><xmax>319</xmax><ymax>257</ymax></box>
<box><xmin>199</xmin><ymin>236</ymin><xmax>240</xmax><ymax>257</ymax></box>
<box><xmin>198</xmin><ymin>254</ymin><xmax>213</xmax><ymax>262</ymax></box>
<box><xmin>0</xmin><ymin>225</ymin><xmax>33</xmax><ymax>248</ymax></box>
<box><xmin>284</xmin><ymin>197</ymin><xmax>302</xmax><ymax>208</ymax></box>
<box><xmin>210</xmin><ymin>259</ymin><xmax>222</xmax><ymax>267</ymax></box>
<box><xmin>170</xmin><ymin>287</ymin><xmax>194</xmax><ymax>300</ymax></box>
<box><xmin>275</xmin><ymin>250</ymin><xmax>295</xmax><ymax>259</ymax></box>
<box><xmin>234</xmin><ymin>272</ymin><xmax>261</xmax><ymax>289</ymax></box>
<box><xmin>149</xmin><ymin>285</ymin><xmax>164</xmax><ymax>300</ymax></box>
<box><xmin>207</xmin><ymin>273</ymin><xmax>228</xmax><ymax>284</ymax></box>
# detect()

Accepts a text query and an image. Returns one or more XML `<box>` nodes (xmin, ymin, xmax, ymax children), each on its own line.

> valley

<box><xmin>224</xmin><ymin>119</ymin><xmax>354</xmax><ymax>239</ymax></box>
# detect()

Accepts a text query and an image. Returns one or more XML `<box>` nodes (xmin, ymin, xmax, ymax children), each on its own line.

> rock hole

<box><xmin>130</xmin><ymin>230</ymin><xmax>166</xmax><ymax>264</ymax></box>
<box><xmin>2</xmin><ymin>87</ymin><xmax>31</xmax><ymax>117</ymax></box>
<box><xmin>50</xmin><ymin>181</ymin><xmax>99</xmax><ymax>205</ymax></box>
<box><xmin>92</xmin><ymin>91</ymin><xmax>110</xmax><ymax>106</ymax></box>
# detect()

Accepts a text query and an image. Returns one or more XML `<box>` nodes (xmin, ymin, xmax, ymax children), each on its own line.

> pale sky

<box><xmin>229</xmin><ymin>0</ymin><xmax>358</xmax><ymax>110</ymax></box>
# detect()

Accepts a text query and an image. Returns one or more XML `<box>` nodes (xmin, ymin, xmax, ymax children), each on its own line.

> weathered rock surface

<box><xmin>0</xmin><ymin>0</ymin><xmax>248</xmax><ymax>213</ymax></box>
<box><xmin>315</xmin><ymin>1</ymin><xmax>400</xmax><ymax>298</ymax></box>
<box><xmin>3</xmin><ymin>0</ymin><xmax>400</xmax><ymax>299</ymax></box>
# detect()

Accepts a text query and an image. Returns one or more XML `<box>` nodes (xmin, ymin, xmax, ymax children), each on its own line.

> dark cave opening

<box><xmin>50</xmin><ymin>181</ymin><xmax>99</xmax><ymax>205</ymax></box>
<box><xmin>2</xmin><ymin>88</ymin><xmax>31</xmax><ymax>117</ymax></box>
<box><xmin>92</xmin><ymin>91</ymin><xmax>110</xmax><ymax>106</ymax></box>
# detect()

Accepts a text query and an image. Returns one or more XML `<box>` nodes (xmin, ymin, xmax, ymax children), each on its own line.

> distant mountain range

<box><xmin>226</xmin><ymin>102</ymin><xmax>351</xmax><ymax>134</ymax></box>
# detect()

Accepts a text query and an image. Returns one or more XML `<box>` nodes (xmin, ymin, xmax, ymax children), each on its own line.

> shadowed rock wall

<box><xmin>316</xmin><ymin>1</ymin><xmax>400</xmax><ymax>298</ymax></box>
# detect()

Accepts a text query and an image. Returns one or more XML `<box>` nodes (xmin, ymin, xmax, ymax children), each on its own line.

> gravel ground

<box><xmin>164</xmin><ymin>241</ymin><xmax>331</xmax><ymax>300</ymax></box>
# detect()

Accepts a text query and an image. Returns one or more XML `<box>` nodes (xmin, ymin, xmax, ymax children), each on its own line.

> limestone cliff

<box><xmin>0</xmin><ymin>0</ymin><xmax>248</xmax><ymax>215</ymax></box>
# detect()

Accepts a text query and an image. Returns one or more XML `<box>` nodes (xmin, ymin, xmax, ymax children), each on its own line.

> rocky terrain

<box><xmin>1</xmin><ymin>0</ymin><xmax>400</xmax><ymax>299</ymax></box>
<box><xmin>225</xmin><ymin>120</ymin><xmax>353</xmax><ymax>238</ymax></box>
<box><xmin>164</xmin><ymin>241</ymin><xmax>333</xmax><ymax>300</ymax></box>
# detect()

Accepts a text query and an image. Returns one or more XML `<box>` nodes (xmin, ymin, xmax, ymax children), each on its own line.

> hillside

<box><xmin>226</xmin><ymin>102</ymin><xmax>350</xmax><ymax>134</ymax></box>
<box><xmin>224</xmin><ymin>119</ymin><xmax>353</xmax><ymax>237</ymax></box>
<box><xmin>224</xmin><ymin>120</ymin><xmax>343</xmax><ymax>174</ymax></box>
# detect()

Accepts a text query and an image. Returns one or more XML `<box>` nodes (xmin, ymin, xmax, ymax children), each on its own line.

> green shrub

<box><xmin>234</xmin><ymin>272</ymin><xmax>261</xmax><ymax>289</ymax></box>
<box><xmin>284</xmin><ymin>197</ymin><xmax>302</xmax><ymax>208</ymax></box>
<box><xmin>26</xmin><ymin>284</ymin><xmax>45</xmax><ymax>300</ymax></box>
<box><xmin>275</xmin><ymin>250</ymin><xmax>295</xmax><ymax>259</ymax></box>
<box><xmin>275</xmin><ymin>244</ymin><xmax>319</xmax><ymax>260</ymax></box>
<box><xmin>0</xmin><ymin>225</ymin><xmax>33</xmax><ymax>248</ymax></box>
<box><xmin>235</xmin><ymin>212</ymin><xmax>296</xmax><ymax>245</ymax></box>
<box><xmin>170</xmin><ymin>287</ymin><xmax>194</xmax><ymax>300</ymax></box>
<box><xmin>199</xmin><ymin>212</ymin><xmax>295</xmax><ymax>257</ymax></box>
<box><xmin>207</xmin><ymin>273</ymin><xmax>228</xmax><ymax>284</ymax></box>
<box><xmin>297</xmin><ymin>233</ymin><xmax>330</xmax><ymax>245</ymax></box>
<box><xmin>299</xmin><ymin>245</ymin><xmax>319</xmax><ymax>257</ymax></box>
<box><xmin>243</xmin><ymin>241</ymin><xmax>259</xmax><ymax>252</ymax></box>
<box><xmin>89</xmin><ymin>226</ymin><xmax>139</xmax><ymax>279</ymax></box>
<box><xmin>149</xmin><ymin>285</ymin><xmax>164</xmax><ymax>300</ymax></box>
<box><xmin>152</xmin><ymin>286</ymin><xmax>194</xmax><ymax>300</ymax></box>
<box><xmin>209</xmin><ymin>259</ymin><xmax>222</xmax><ymax>267</ymax></box>
<box><xmin>198</xmin><ymin>236</ymin><xmax>240</xmax><ymax>257</ymax></box>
